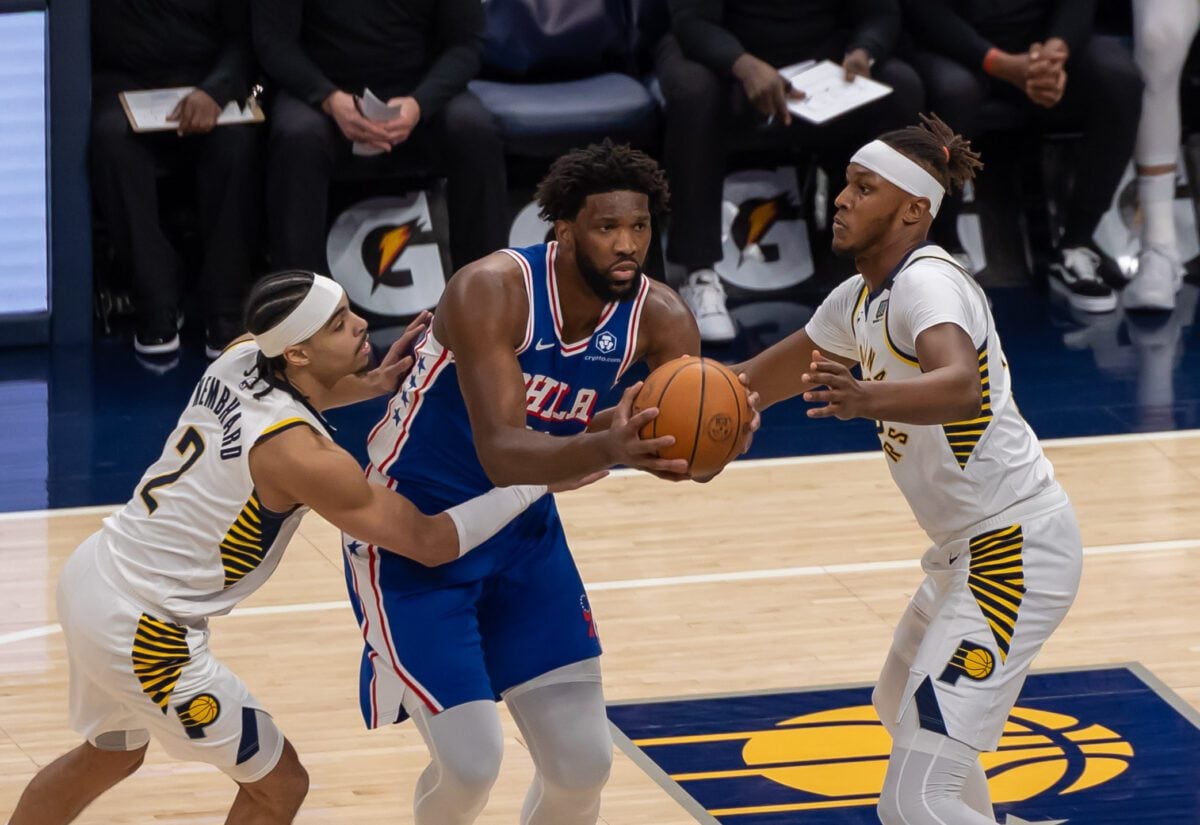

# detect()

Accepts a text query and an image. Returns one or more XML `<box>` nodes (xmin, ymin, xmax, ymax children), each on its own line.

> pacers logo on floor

<box><xmin>607</xmin><ymin>666</ymin><xmax>1200</xmax><ymax>823</ymax></box>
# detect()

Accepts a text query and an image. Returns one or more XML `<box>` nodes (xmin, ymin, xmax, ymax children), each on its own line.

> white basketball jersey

<box><xmin>806</xmin><ymin>244</ymin><xmax>1059</xmax><ymax>544</ymax></box>
<box><xmin>95</xmin><ymin>342</ymin><xmax>331</xmax><ymax>622</ymax></box>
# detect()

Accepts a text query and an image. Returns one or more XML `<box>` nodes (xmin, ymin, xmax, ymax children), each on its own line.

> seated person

<box><xmin>903</xmin><ymin>0</ymin><xmax>1144</xmax><ymax>314</ymax></box>
<box><xmin>655</xmin><ymin>0</ymin><xmax>924</xmax><ymax>342</ymax></box>
<box><xmin>253</xmin><ymin>0</ymin><xmax>508</xmax><ymax>275</ymax></box>
<box><xmin>91</xmin><ymin>0</ymin><xmax>259</xmax><ymax>356</ymax></box>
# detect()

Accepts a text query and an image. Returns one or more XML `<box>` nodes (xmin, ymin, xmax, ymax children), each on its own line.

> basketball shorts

<box><xmin>342</xmin><ymin>522</ymin><xmax>602</xmax><ymax>728</ymax></box>
<box><xmin>891</xmin><ymin>499</ymin><xmax>1083</xmax><ymax>752</ymax></box>
<box><xmin>57</xmin><ymin>533</ymin><xmax>284</xmax><ymax>782</ymax></box>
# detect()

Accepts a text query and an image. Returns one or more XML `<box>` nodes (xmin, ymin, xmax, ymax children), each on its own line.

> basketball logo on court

<box><xmin>939</xmin><ymin>640</ymin><xmax>996</xmax><ymax>684</ymax></box>
<box><xmin>608</xmin><ymin>668</ymin><xmax>1198</xmax><ymax>823</ymax></box>
<box><xmin>175</xmin><ymin>693</ymin><xmax>221</xmax><ymax>740</ymax></box>
<box><xmin>707</xmin><ymin>413</ymin><xmax>734</xmax><ymax>442</ymax></box>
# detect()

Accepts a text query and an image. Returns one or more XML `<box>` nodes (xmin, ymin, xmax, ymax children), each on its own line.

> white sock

<box><xmin>1139</xmin><ymin>171</ymin><xmax>1177</xmax><ymax>249</ymax></box>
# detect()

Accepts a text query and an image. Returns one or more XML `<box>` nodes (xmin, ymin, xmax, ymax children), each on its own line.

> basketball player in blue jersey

<box><xmin>737</xmin><ymin>115</ymin><xmax>1083</xmax><ymax>824</ymax></box>
<box><xmin>8</xmin><ymin>272</ymin><xmax>602</xmax><ymax>825</ymax></box>
<box><xmin>345</xmin><ymin>141</ymin><xmax>709</xmax><ymax>825</ymax></box>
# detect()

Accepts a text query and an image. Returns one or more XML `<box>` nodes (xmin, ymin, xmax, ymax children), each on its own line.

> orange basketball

<box><xmin>633</xmin><ymin>356</ymin><xmax>752</xmax><ymax>479</ymax></box>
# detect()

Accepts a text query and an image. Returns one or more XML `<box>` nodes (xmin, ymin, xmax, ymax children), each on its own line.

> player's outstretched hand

<box><xmin>366</xmin><ymin>310</ymin><xmax>432</xmax><ymax>396</ymax></box>
<box><xmin>606</xmin><ymin>382</ymin><xmax>690</xmax><ymax>479</ymax></box>
<box><xmin>802</xmin><ymin>349</ymin><xmax>870</xmax><ymax>420</ymax></box>
<box><xmin>549</xmin><ymin>470</ymin><xmax>610</xmax><ymax>494</ymax></box>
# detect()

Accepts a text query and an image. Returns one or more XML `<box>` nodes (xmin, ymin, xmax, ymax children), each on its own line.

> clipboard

<box><xmin>119</xmin><ymin>87</ymin><xmax>265</xmax><ymax>133</ymax></box>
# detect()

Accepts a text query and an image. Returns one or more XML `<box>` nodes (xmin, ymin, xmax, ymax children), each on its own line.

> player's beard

<box><xmin>576</xmin><ymin>246</ymin><xmax>641</xmax><ymax>303</ymax></box>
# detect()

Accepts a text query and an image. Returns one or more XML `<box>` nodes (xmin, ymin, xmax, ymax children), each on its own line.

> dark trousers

<box><xmin>90</xmin><ymin>73</ymin><xmax>260</xmax><ymax>324</ymax></box>
<box><xmin>265</xmin><ymin>89</ymin><xmax>508</xmax><ymax>275</ymax></box>
<box><xmin>911</xmin><ymin>35</ymin><xmax>1143</xmax><ymax>247</ymax></box>
<box><xmin>654</xmin><ymin>34</ymin><xmax>925</xmax><ymax>272</ymax></box>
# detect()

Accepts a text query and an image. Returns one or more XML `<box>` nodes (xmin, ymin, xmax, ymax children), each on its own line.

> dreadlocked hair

<box><xmin>878</xmin><ymin>112</ymin><xmax>983</xmax><ymax>196</ymax></box>
<box><xmin>535</xmin><ymin>139</ymin><xmax>670</xmax><ymax>222</ymax></box>
<box><xmin>242</xmin><ymin>270</ymin><xmax>316</xmax><ymax>400</ymax></box>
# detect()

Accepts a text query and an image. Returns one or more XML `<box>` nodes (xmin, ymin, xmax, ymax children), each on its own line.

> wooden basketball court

<box><xmin>2</xmin><ymin>430</ymin><xmax>1197</xmax><ymax>823</ymax></box>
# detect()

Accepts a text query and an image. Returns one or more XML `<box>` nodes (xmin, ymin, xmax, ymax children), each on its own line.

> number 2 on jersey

<box><xmin>140</xmin><ymin>426</ymin><xmax>205</xmax><ymax>514</ymax></box>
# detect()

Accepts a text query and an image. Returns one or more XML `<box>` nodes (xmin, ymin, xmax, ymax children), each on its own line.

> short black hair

<box><xmin>535</xmin><ymin>139</ymin><xmax>670</xmax><ymax>222</ymax></box>
<box><xmin>878</xmin><ymin>112</ymin><xmax>983</xmax><ymax>195</ymax></box>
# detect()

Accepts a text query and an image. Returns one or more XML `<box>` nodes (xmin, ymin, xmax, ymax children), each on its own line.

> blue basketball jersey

<box><xmin>363</xmin><ymin>241</ymin><xmax>649</xmax><ymax>575</ymax></box>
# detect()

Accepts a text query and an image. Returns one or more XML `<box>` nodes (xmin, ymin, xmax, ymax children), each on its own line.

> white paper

<box><xmin>120</xmin><ymin>87</ymin><xmax>259</xmax><ymax>132</ymax></box>
<box><xmin>781</xmin><ymin>60</ymin><xmax>892</xmax><ymax>125</ymax></box>
<box><xmin>353</xmin><ymin>88</ymin><xmax>402</xmax><ymax>156</ymax></box>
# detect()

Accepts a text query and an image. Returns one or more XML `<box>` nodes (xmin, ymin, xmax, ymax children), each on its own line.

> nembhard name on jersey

<box><xmin>523</xmin><ymin>373</ymin><xmax>598</xmax><ymax>425</ymax></box>
<box><xmin>189</xmin><ymin>375</ymin><xmax>244</xmax><ymax>459</ymax></box>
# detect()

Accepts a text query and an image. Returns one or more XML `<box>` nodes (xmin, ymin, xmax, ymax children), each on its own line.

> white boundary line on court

<box><xmin>2</xmin><ymin>536</ymin><xmax>1197</xmax><ymax>649</ymax></box>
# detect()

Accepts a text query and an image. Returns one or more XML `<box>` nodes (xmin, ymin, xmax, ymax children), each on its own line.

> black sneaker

<box><xmin>134</xmin><ymin>310</ymin><xmax>181</xmax><ymax>355</ymax></box>
<box><xmin>1048</xmin><ymin>246</ymin><xmax>1117</xmax><ymax>313</ymax></box>
<box><xmin>205</xmin><ymin>317</ymin><xmax>244</xmax><ymax>359</ymax></box>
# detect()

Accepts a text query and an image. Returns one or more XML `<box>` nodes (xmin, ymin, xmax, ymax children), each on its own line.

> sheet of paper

<box><xmin>119</xmin><ymin>87</ymin><xmax>261</xmax><ymax>132</ymax></box>
<box><xmin>353</xmin><ymin>88</ymin><xmax>402</xmax><ymax>156</ymax></box>
<box><xmin>781</xmin><ymin>60</ymin><xmax>892</xmax><ymax>125</ymax></box>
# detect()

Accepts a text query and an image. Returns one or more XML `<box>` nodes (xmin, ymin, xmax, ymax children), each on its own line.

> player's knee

<box><xmin>442</xmin><ymin>739</ymin><xmax>503</xmax><ymax>799</ymax></box>
<box><xmin>541</xmin><ymin>734</ymin><xmax>613</xmax><ymax>797</ymax></box>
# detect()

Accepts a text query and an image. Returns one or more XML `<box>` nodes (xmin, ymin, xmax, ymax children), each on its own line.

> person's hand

<box><xmin>548</xmin><ymin>470</ymin><xmax>610</xmax><ymax>494</ymax></box>
<box><xmin>365</xmin><ymin>310</ymin><xmax>431</xmax><ymax>395</ymax></box>
<box><xmin>843</xmin><ymin>48</ymin><xmax>873</xmax><ymax>81</ymax></box>
<box><xmin>1026</xmin><ymin>39</ymin><xmax>1068</xmax><ymax>107</ymax></box>
<box><xmin>603</xmin><ymin>382</ymin><xmax>690</xmax><ymax>479</ymax></box>
<box><xmin>989</xmin><ymin>49</ymin><xmax>1032</xmax><ymax>91</ymax></box>
<box><xmin>166</xmin><ymin>89</ymin><xmax>221</xmax><ymax>135</ymax></box>
<box><xmin>383</xmin><ymin>96</ymin><xmax>422</xmax><ymax>144</ymax></box>
<box><xmin>732</xmin><ymin>53</ymin><xmax>804</xmax><ymax>125</ymax></box>
<box><xmin>801</xmin><ymin>349</ymin><xmax>872</xmax><ymax>420</ymax></box>
<box><xmin>322</xmin><ymin>90</ymin><xmax>393</xmax><ymax>153</ymax></box>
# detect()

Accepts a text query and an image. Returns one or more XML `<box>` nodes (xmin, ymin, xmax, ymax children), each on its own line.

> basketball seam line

<box><xmin>712</xmin><ymin>364</ymin><xmax>743</xmax><ymax>471</ymax></box>
<box><xmin>689</xmin><ymin>359</ymin><xmax>706</xmax><ymax>470</ymax></box>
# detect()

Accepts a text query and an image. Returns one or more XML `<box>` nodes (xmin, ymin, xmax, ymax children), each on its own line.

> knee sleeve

<box><xmin>878</xmin><ymin>705</ymin><xmax>997</xmax><ymax>825</ymax></box>
<box><xmin>411</xmin><ymin>700</ymin><xmax>504</xmax><ymax>809</ymax></box>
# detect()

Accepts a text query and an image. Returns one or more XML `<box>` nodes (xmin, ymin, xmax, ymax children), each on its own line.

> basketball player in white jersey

<box><xmin>738</xmin><ymin>115</ymin><xmax>1083</xmax><ymax>823</ymax></box>
<box><xmin>8</xmin><ymin>271</ymin><xmax>606</xmax><ymax>825</ymax></box>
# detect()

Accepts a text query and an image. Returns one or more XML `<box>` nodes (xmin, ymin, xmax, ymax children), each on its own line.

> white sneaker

<box><xmin>679</xmin><ymin>269</ymin><xmax>737</xmax><ymax>343</ymax></box>
<box><xmin>1124</xmin><ymin>244</ymin><xmax>1183</xmax><ymax>312</ymax></box>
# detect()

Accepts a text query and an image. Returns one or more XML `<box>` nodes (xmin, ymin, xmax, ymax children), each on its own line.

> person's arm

<box><xmin>252</xmin><ymin>0</ymin><xmax>338</xmax><ymax>107</ymax></box>
<box><xmin>436</xmin><ymin>256</ymin><xmax>686</xmax><ymax>486</ymax></box>
<box><xmin>1045</xmin><ymin>0</ymin><xmax>1097</xmax><ymax>59</ymax></box>
<box><xmin>198</xmin><ymin>0</ymin><xmax>254</xmax><ymax>106</ymax></box>
<box><xmin>847</xmin><ymin>0</ymin><xmax>901</xmax><ymax>67</ymax></box>
<box><xmin>800</xmin><ymin>324</ymin><xmax>981</xmax><ymax>424</ymax></box>
<box><xmin>668</xmin><ymin>0</ymin><xmax>746</xmax><ymax>75</ymax></box>
<box><xmin>732</xmin><ymin>279</ymin><xmax>861</xmax><ymax>411</ymax></box>
<box><xmin>250</xmin><ymin>425</ymin><xmax>550</xmax><ymax>566</ymax></box>
<box><xmin>901</xmin><ymin>0</ymin><xmax>995</xmax><ymax>73</ymax></box>
<box><xmin>408</xmin><ymin>0</ymin><xmax>484</xmax><ymax>121</ymax></box>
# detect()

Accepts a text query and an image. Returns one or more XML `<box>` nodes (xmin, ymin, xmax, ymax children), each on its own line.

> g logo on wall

<box><xmin>326</xmin><ymin>194</ymin><xmax>446</xmax><ymax>320</ymax></box>
<box><xmin>718</xmin><ymin>168</ymin><xmax>813</xmax><ymax>293</ymax></box>
<box><xmin>510</xmin><ymin>199</ymin><xmax>555</xmax><ymax>248</ymax></box>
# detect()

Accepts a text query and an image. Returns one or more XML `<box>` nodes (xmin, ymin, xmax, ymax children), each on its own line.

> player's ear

<box><xmin>282</xmin><ymin>344</ymin><xmax>311</xmax><ymax>368</ymax></box>
<box><xmin>554</xmin><ymin>218</ymin><xmax>574</xmax><ymax>248</ymax></box>
<box><xmin>901</xmin><ymin>196</ymin><xmax>928</xmax><ymax>226</ymax></box>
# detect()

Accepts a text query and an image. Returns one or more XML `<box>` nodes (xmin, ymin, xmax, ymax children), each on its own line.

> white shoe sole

<box><xmin>134</xmin><ymin>334</ymin><xmax>181</xmax><ymax>355</ymax></box>
<box><xmin>1049</xmin><ymin>275</ymin><xmax>1117</xmax><ymax>313</ymax></box>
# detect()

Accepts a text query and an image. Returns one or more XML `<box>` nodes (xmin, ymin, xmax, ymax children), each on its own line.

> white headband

<box><xmin>850</xmin><ymin>140</ymin><xmax>945</xmax><ymax>217</ymax></box>
<box><xmin>254</xmin><ymin>276</ymin><xmax>346</xmax><ymax>357</ymax></box>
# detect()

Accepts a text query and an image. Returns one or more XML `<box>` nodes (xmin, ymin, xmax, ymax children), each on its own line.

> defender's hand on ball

<box><xmin>802</xmin><ymin>350</ymin><xmax>869</xmax><ymax>420</ymax></box>
<box><xmin>607</xmin><ymin>382</ymin><xmax>691</xmax><ymax>478</ymax></box>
